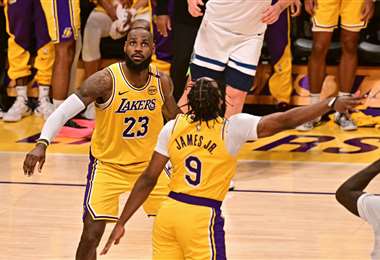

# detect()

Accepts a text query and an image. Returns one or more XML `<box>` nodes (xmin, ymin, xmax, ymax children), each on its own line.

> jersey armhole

<box><xmin>95</xmin><ymin>67</ymin><xmax>116</xmax><ymax>110</ymax></box>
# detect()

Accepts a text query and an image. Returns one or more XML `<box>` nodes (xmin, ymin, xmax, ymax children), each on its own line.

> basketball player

<box><xmin>23</xmin><ymin>25</ymin><xmax>181</xmax><ymax>259</ymax></box>
<box><xmin>3</xmin><ymin>0</ymin><xmax>55</xmax><ymax>122</ymax></box>
<box><xmin>336</xmin><ymin>159</ymin><xmax>380</xmax><ymax>259</ymax></box>
<box><xmin>40</xmin><ymin>0</ymin><xmax>81</xmax><ymax>110</ymax></box>
<box><xmin>187</xmin><ymin>0</ymin><xmax>292</xmax><ymax>118</ymax></box>
<box><xmin>101</xmin><ymin>77</ymin><xmax>362</xmax><ymax>259</ymax></box>
<box><xmin>297</xmin><ymin>0</ymin><xmax>374</xmax><ymax>131</ymax></box>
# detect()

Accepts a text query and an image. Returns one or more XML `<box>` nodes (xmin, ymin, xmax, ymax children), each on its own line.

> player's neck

<box><xmin>121</xmin><ymin>63</ymin><xmax>150</xmax><ymax>88</ymax></box>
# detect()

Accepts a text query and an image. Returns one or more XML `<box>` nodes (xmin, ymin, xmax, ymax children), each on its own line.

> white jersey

<box><xmin>155</xmin><ymin>113</ymin><xmax>261</xmax><ymax>157</ymax></box>
<box><xmin>204</xmin><ymin>0</ymin><xmax>271</xmax><ymax>35</ymax></box>
<box><xmin>358</xmin><ymin>193</ymin><xmax>380</xmax><ymax>260</ymax></box>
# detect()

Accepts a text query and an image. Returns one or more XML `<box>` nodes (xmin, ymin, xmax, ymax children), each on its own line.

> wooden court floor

<box><xmin>1</xmin><ymin>116</ymin><xmax>380</xmax><ymax>259</ymax></box>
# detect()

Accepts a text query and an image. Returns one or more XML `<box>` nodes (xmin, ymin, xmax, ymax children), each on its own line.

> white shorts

<box><xmin>191</xmin><ymin>18</ymin><xmax>264</xmax><ymax>77</ymax></box>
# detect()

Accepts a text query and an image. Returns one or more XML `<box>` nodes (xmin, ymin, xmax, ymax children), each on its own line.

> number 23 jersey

<box><xmin>91</xmin><ymin>62</ymin><xmax>165</xmax><ymax>165</ymax></box>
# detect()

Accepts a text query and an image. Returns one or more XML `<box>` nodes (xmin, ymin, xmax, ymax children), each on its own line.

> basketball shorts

<box><xmin>83</xmin><ymin>153</ymin><xmax>170</xmax><ymax>221</ymax></box>
<box><xmin>40</xmin><ymin>0</ymin><xmax>80</xmax><ymax>43</ymax></box>
<box><xmin>312</xmin><ymin>0</ymin><xmax>367</xmax><ymax>32</ymax></box>
<box><xmin>4</xmin><ymin>0</ymin><xmax>54</xmax><ymax>84</ymax></box>
<box><xmin>191</xmin><ymin>18</ymin><xmax>264</xmax><ymax>92</ymax></box>
<box><xmin>153</xmin><ymin>192</ymin><xmax>226</xmax><ymax>260</ymax></box>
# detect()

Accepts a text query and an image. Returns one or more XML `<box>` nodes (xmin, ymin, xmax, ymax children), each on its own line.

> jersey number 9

<box><xmin>185</xmin><ymin>156</ymin><xmax>202</xmax><ymax>187</ymax></box>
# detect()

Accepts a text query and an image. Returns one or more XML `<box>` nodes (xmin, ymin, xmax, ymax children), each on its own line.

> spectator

<box><xmin>3</xmin><ymin>0</ymin><xmax>55</xmax><ymax>122</ymax></box>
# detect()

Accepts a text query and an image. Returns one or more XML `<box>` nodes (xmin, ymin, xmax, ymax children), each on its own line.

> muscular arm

<box><xmin>160</xmin><ymin>72</ymin><xmax>182</xmax><ymax>120</ymax></box>
<box><xmin>256</xmin><ymin>96</ymin><xmax>362</xmax><ymax>138</ymax></box>
<box><xmin>118</xmin><ymin>152</ymin><xmax>169</xmax><ymax>225</ymax></box>
<box><xmin>75</xmin><ymin>68</ymin><xmax>113</xmax><ymax>106</ymax></box>
<box><xmin>336</xmin><ymin>159</ymin><xmax>380</xmax><ymax>216</ymax></box>
<box><xmin>39</xmin><ymin>68</ymin><xmax>113</xmax><ymax>143</ymax></box>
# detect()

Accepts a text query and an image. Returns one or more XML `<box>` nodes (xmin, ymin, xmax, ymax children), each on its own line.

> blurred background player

<box><xmin>336</xmin><ymin>158</ymin><xmax>380</xmax><ymax>259</ymax></box>
<box><xmin>265</xmin><ymin>0</ymin><xmax>301</xmax><ymax>108</ymax></box>
<box><xmin>297</xmin><ymin>0</ymin><xmax>374</xmax><ymax>131</ymax></box>
<box><xmin>40</xmin><ymin>0</ymin><xmax>81</xmax><ymax>111</ymax></box>
<box><xmin>156</xmin><ymin>0</ymin><xmax>206</xmax><ymax>102</ymax></box>
<box><xmin>101</xmin><ymin>77</ymin><xmax>363</xmax><ymax>258</ymax></box>
<box><xmin>2</xmin><ymin>0</ymin><xmax>55</xmax><ymax>122</ymax></box>
<box><xmin>83</xmin><ymin>0</ymin><xmax>151</xmax><ymax>79</ymax></box>
<box><xmin>23</xmin><ymin>25</ymin><xmax>180</xmax><ymax>259</ymax></box>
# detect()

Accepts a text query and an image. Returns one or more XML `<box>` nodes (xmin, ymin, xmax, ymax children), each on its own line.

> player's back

<box><xmin>91</xmin><ymin>62</ymin><xmax>165</xmax><ymax>165</ymax></box>
<box><xmin>205</xmin><ymin>0</ymin><xmax>271</xmax><ymax>35</ymax></box>
<box><xmin>168</xmin><ymin>114</ymin><xmax>237</xmax><ymax>202</ymax></box>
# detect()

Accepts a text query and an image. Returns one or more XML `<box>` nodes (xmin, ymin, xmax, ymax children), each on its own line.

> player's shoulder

<box><xmin>228</xmin><ymin>113</ymin><xmax>261</xmax><ymax>124</ymax></box>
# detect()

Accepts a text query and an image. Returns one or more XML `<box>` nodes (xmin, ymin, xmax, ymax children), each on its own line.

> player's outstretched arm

<box><xmin>160</xmin><ymin>72</ymin><xmax>182</xmax><ymax>120</ymax></box>
<box><xmin>23</xmin><ymin>69</ymin><xmax>113</xmax><ymax>177</ymax></box>
<box><xmin>100</xmin><ymin>151</ymin><xmax>169</xmax><ymax>255</ymax></box>
<box><xmin>336</xmin><ymin>159</ymin><xmax>380</xmax><ymax>216</ymax></box>
<box><xmin>256</xmin><ymin>96</ymin><xmax>363</xmax><ymax>138</ymax></box>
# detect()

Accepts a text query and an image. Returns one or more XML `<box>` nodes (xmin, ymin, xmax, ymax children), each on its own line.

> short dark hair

<box><xmin>187</xmin><ymin>77</ymin><xmax>225</xmax><ymax>124</ymax></box>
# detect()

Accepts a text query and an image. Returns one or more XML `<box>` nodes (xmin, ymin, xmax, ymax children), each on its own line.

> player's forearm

<box><xmin>117</xmin><ymin>173</ymin><xmax>158</xmax><ymax>226</ymax></box>
<box><xmin>279</xmin><ymin>98</ymin><xmax>331</xmax><ymax>129</ymax></box>
<box><xmin>338</xmin><ymin>159</ymin><xmax>380</xmax><ymax>193</ymax></box>
<box><xmin>39</xmin><ymin>94</ymin><xmax>86</xmax><ymax>143</ymax></box>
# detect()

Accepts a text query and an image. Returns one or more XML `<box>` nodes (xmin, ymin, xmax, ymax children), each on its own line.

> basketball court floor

<box><xmin>1</xmin><ymin>115</ymin><xmax>380</xmax><ymax>259</ymax></box>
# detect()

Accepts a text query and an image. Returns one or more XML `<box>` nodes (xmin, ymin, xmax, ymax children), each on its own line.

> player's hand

<box><xmin>332</xmin><ymin>96</ymin><xmax>364</xmax><ymax>116</ymax></box>
<box><xmin>290</xmin><ymin>0</ymin><xmax>302</xmax><ymax>17</ymax></box>
<box><xmin>156</xmin><ymin>15</ymin><xmax>172</xmax><ymax>37</ymax></box>
<box><xmin>361</xmin><ymin>0</ymin><xmax>374</xmax><ymax>22</ymax></box>
<box><xmin>188</xmin><ymin>0</ymin><xmax>204</xmax><ymax>17</ymax></box>
<box><xmin>305</xmin><ymin>0</ymin><xmax>317</xmax><ymax>16</ymax></box>
<box><xmin>23</xmin><ymin>144</ymin><xmax>47</xmax><ymax>177</ymax></box>
<box><xmin>100</xmin><ymin>223</ymin><xmax>125</xmax><ymax>255</ymax></box>
<box><xmin>262</xmin><ymin>4</ymin><xmax>283</xmax><ymax>24</ymax></box>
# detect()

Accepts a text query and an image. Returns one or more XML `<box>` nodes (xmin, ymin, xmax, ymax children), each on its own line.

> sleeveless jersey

<box><xmin>91</xmin><ymin>62</ymin><xmax>165</xmax><ymax>165</ymax></box>
<box><xmin>168</xmin><ymin>114</ymin><xmax>237</xmax><ymax>201</ymax></box>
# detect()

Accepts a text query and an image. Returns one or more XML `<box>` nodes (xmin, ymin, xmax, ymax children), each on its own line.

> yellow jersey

<box><xmin>91</xmin><ymin>62</ymin><xmax>165</xmax><ymax>165</ymax></box>
<box><xmin>167</xmin><ymin>114</ymin><xmax>237</xmax><ymax>201</ymax></box>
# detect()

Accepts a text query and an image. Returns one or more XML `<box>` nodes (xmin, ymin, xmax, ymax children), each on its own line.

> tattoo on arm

<box><xmin>76</xmin><ymin>69</ymin><xmax>113</xmax><ymax>106</ymax></box>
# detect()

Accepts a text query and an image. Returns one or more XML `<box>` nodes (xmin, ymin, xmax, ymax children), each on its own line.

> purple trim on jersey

<box><xmin>56</xmin><ymin>0</ymin><xmax>75</xmax><ymax>42</ymax></box>
<box><xmin>213</xmin><ymin>208</ymin><xmax>227</xmax><ymax>260</ymax></box>
<box><xmin>168</xmin><ymin>191</ymin><xmax>222</xmax><ymax>208</ymax></box>
<box><xmin>82</xmin><ymin>152</ymin><xmax>96</xmax><ymax>221</ymax></box>
<box><xmin>209</xmin><ymin>209</ymin><xmax>215</xmax><ymax>260</ymax></box>
<box><xmin>265</xmin><ymin>8</ymin><xmax>289</xmax><ymax>66</ymax></box>
<box><xmin>6</xmin><ymin>0</ymin><xmax>51</xmax><ymax>51</ymax></box>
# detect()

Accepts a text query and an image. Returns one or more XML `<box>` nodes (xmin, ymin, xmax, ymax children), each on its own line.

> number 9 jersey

<box><xmin>91</xmin><ymin>62</ymin><xmax>165</xmax><ymax>165</ymax></box>
<box><xmin>167</xmin><ymin>114</ymin><xmax>237</xmax><ymax>201</ymax></box>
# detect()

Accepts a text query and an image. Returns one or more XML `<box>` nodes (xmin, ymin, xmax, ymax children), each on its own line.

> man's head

<box><xmin>187</xmin><ymin>77</ymin><xmax>225</xmax><ymax>122</ymax></box>
<box><xmin>123</xmin><ymin>20</ymin><xmax>154</xmax><ymax>72</ymax></box>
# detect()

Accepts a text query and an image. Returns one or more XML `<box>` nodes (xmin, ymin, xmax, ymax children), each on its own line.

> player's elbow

<box><xmin>335</xmin><ymin>185</ymin><xmax>348</xmax><ymax>206</ymax></box>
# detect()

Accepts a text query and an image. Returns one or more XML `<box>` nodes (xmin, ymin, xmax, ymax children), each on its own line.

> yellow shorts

<box><xmin>312</xmin><ymin>0</ymin><xmax>367</xmax><ymax>32</ymax></box>
<box><xmin>40</xmin><ymin>0</ymin><xmax>81</xmax><ymax>43</ymax></box>
<box><xmin>153</xmin><ymin>192</ymin><xmax>226</xmax><ymax>260</ymax></box>
<box><xmin>83</xmin><ymin>153</ymin><xmax>170</xmax><ymax>221</ymax></box>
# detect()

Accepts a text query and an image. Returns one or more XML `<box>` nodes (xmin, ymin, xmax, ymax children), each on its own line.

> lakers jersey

<box><xmin>168</xmin><ymin>115</ymin><xmax>237</xmax><ymax>201</ymax></box>
<box><xmin>91</xmin><ymin>62</ymin><xmax>165</xmax><ymax>165</ymax></box>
